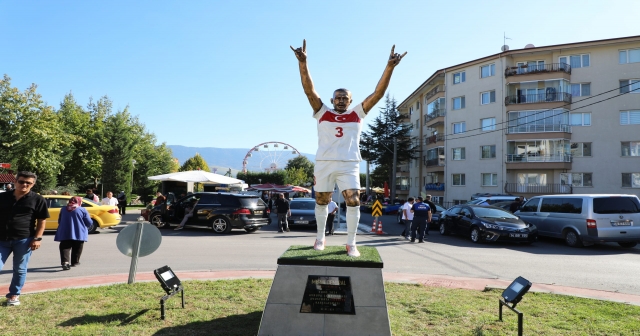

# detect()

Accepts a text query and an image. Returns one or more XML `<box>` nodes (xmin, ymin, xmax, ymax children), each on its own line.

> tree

<box><xmin>360</xmin><ymin>94</ymin><xmax>416</xmax><ymax>194</ymax></box>
<box><xmin>285</xmin><ymin>156</ymin><xmax>314</xmax><ymax>184</ymax></box>
<box><xmin>180</xmin><ymin>153</ymin><xmax>210</xmax><ymax>172</ymax></box>
<box><xmin>237</xmin><ymin>170</ymin><xmax>286</xmax><ymax>185</ymax></box>
<box><xmin>284</xmin><ymin>167</ymin><xmax>307</xmax><ymax>186</ymax></box>
<box><xmin>132</xmin><ymin>131</ymin><xmax>175</xmax><ymax>203</ymax></box>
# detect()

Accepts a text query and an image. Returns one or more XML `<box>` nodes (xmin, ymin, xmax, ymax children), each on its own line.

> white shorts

<box><xmin>314</xmin><ymin>161</ymin><xmax>360</xmax><ymax>192</ymax></box>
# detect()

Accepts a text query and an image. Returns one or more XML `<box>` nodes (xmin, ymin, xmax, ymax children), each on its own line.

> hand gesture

<box><xmin>290</xmin><ymin>39</ymin><xmax>307</xmax><ymax>62</ymax></box>
<box><xmin>388</xmin><ymin>45</ymin><xmax>407</xmax><ymax>67</ymax></box>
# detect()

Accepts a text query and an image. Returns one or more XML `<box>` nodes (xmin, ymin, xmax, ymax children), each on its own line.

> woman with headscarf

<box><xmin>54</xmin><ymin>197</ymin><xmax>93</xmax><ymax>270</ymax></box>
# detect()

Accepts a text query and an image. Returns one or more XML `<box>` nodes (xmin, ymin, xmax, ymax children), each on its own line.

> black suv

<box><xmin>149</xmin><ymin>192</ymin><xmax>270</xmax><ymax>233</ymax></box>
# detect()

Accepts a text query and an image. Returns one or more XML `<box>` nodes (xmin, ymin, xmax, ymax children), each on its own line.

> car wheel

<box><xmin>564</xmin><ymin>229</ymin><xmax>584</xmax><ymax>248</ymax></box>
<box><xmin>88</xmin><ymin>219</ymin><xmax>99</xmax><ymax>234</ymax></box>
<box><xmin>470</xmin><ymin>226</ymin><xmax>482</xmax><ymax>243</ymax></box>
<box><xmin>150</xmin><ymin>213</ymin><xmax>170</xmax><ymax>229</ymax></box>
<box><xmin>618</xmin><ymin>242</ymin><xmax>637</xmax><ymax>248</ymax></box>
<box><xmin>439</xmin><ymin>222</ymin><xmax>449</xmax><ymax>236</ymax></box>
<box><xmin>245</xmin><ymin>227</ymin><xmax>259</xmax><ymax>233</ymax></box>
<box><xmin>212</xmin><ymin>217</ymin><xmax>232</xmax><ymax>234</ymax></box>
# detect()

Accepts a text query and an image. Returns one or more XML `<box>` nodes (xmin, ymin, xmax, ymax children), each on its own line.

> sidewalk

<box><xmin>7</xmin><ymin>270</ymin><xmax>640</xmax><ymax>306</ymax></box>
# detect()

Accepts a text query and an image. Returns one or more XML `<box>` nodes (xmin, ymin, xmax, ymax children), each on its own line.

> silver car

<box><xmin>515</xmin><ymin>194</ymin><xmax>640</xmax><ymax>248</ymax></box>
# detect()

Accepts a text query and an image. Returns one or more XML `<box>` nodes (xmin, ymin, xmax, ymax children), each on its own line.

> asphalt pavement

<box><xmin>2</xmin><ymin>210</ymin><xmax>640</xmax><ymax>307</ymax></box>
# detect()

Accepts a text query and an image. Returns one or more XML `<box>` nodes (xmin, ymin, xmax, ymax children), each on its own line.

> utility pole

<box><xmin>366</xmin><ymin>160</ymin><xmax>370</xmax><ymax>199</ymax></box>
<box><xmin>390</xmin><ymin>137</ymin><xmax>397</xmax><ymax>203</ymax></box>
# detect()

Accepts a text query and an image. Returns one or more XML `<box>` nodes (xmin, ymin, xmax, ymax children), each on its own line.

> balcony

<box><xmin>424</xmin><ymin>108</ymin><xmax>446</xmax><ymax>127</ymax></box>
<box><xmin>505</xmin><ymin>63</ymin><xmax>571</xmax><ymax>78</ymax></box>
<box><xmin>504</xmin><ymin>183</ymin><xmax>573</xmax><ymax>194</ymax></box>
<box><xmin>505</xmin><ymin>153</ymin><xmax>572</xmax><ymax>170</ymax></box>
<box><xmin>395</xmin><ymin>185</ymin><xmax>410</xmax><ymax>191</ymax></box>
<box><xmin>507</xmin><ymin>124</ymin><xmax>571</xmax><ymax>134</ymax></box>
<box><xmin>424</xmin><ymin>183</ymin><xmax>445</xmax><ymax>191</ymax></box>
<box><xmin>424</xmin><ymin>84</ymin><xmax>445</xmax><ymax>102</ymax></box>
<box><xmin>425</xmin><ymin>134</ymin><xmax>445</xmax><ymax>146</ymax></box>
<box><xmin>505</xmin><ymin>92</ymin><xmax>571</xmax><ymax>106</ymax></box>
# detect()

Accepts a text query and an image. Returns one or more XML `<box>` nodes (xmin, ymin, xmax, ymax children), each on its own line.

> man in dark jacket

<box><xmin>0</xmin><ymin>171</ymin><xmax>49</xmax><ymax>306</ymax></box>
<box><xmin>275</xmin><ymin>193</ymin><xmax>291</xmax><ymax>232</ymax></box>
<box><xmin>117</xmin><ymin>191</ymin><xmax>127</xmax><ymax>215</ymax></box>
<box><xmin>509</xmin><ymin>197</ymin><xmax>523</xmax><ymax>213</ymax></box>
<box><xmin>424</xmin><ymin>195</ymin><xmax>438</xmax><ymax>236</ymax></box>
<box><xmin>410</xmin><ymin>196</ymin><xmax>431</xmax><ymax>243</ymax></box>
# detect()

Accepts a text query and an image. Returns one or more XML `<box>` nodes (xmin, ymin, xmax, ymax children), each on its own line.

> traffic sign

<box><xmin>371</xmin><ymin>200</ymin><xmax>383</xmax><ymax>217</ymax></box>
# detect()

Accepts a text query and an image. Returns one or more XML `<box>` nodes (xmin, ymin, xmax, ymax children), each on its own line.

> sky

<box><xmin>2</xmin><ymin>0</ymin><xmax>639</xmax><ymax>159</ymax></box>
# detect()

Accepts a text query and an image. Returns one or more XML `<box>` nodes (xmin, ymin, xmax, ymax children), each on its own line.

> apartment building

<box><xmin>397</xmin><ymin>35</ymin><xmax>640</xmax><ymax>205</ymax></box>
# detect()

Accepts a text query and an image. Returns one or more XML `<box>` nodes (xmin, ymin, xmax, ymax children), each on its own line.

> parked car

<box><xmin>288</xmin><ymin>198</ymin><xmax>317</xmax><ymax>228</ymax></box>
<box><xmin>515</xmin><ymin>194</ymin><xmax>640</xmax><ymax>248</ymax></box>
<box><xmin>396</xmin><ymin>203</ymin><xmax>446</xmax><ymax>229</ymax></box>
<box><xmin>43</xmin><ymin>195</ymin><xmax>121</xmax><ymax>233</ymax></box>
<box><xmin>148</xmin><ymin>192</ymin><xmax>270</xmax><ymax>233</ymax></box>
<box><xmin>438</xmin><ymin>204</ymin><xmax>538</xmax><ymax>244</ymax></box>
<box><xmin>468</xmin><ymin>195</ymin><xmax>524</xmax><ymax>205</ymax></box>
<box><xmin>490</xmin><ymin>201</ymin><xmax>518</xmax><ymax>212</ymax></box>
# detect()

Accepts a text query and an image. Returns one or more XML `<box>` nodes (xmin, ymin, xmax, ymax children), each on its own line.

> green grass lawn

<box><xmin>2</xmin><ymin>279</ymin><xmax>639</xmax><ymax>335</ymax></box>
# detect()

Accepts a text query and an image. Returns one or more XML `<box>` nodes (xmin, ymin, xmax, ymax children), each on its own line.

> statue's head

<box><xmin>330</xmin><ymin>88</ymin><xmax>352</xmax><ymax>113</ymax></box>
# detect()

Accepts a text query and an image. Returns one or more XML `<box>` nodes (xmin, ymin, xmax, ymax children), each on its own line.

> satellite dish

<box><xmin>525</xmin><ymin>44</ymin><xmax>535</xmax><ymax>49</ymax></box>
<box><xmin>501</xmin><ymin>45</ymin><xmax>510</xmax><ymax>52</ymax></box>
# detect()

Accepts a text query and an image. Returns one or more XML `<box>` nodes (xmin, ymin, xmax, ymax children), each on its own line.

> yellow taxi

<box><xmin>43</xmin><ymin>195</ymin><xmax>122</xmax><ymax>233</ymax></box>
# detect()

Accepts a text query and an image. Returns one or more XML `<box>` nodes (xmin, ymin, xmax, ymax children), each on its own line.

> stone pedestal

<box><xmin>258</xmin><ymin>245</ymin><xmax>391</xmax><ymax>336</ymax></box>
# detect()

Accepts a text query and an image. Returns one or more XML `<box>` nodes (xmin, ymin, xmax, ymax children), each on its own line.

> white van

<box><xmin>515</xmin><ymin>194</ymin><xmax>640</xmax><ymax>248</ymax></box>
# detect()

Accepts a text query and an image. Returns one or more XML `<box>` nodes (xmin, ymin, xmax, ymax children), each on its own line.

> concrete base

<box><xmin>258</xmin><ymin>264</ymin><xmax>391</xmax><ymax>336</ymax></box>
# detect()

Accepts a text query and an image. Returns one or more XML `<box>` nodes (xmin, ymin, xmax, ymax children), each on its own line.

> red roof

<box><xmin>0</xmin><ymin>174</ymin><xmax>16</xmax><ymax>183</ymax></box>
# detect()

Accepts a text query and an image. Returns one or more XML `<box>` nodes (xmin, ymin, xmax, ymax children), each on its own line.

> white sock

<box><xmin>315</xmin><ymin>204</ymin><xmax>328</xmax><ymax>241</ymax></box>
<box><xmin>346</xmin><ymin>206</ymin><xmax>360</xmax><ymax>246</ymax></box>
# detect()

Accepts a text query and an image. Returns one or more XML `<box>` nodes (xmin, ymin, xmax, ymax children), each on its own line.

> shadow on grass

<box><xmin>58</xmin><ymin>309</ymin><xmax>150</xmax><ymax>326</ymax></box>
<box><xmin>153</xmin><ymin>311</ymin><xmax>262</xmax><ymax>335</ymax></box>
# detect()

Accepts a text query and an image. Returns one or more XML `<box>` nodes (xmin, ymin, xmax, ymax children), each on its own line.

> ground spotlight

<box><xmin>154</xmin><ymin>266</ymin><xmax>185</xmax><ymax>320</ymax></box>
<box><xmin>499</xmin><ymin>276</ymin><xmax>532</xmax><ymax>336</ymax></box>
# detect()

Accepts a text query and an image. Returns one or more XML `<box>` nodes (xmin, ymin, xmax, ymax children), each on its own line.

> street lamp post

<box><xmin>131</xmin><ymin>159</ymin><xmax>137</xmax><ymax>200</ymax></box>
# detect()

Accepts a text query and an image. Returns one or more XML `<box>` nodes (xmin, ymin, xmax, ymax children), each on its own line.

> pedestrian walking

<box><xmin>325</xmin><ymin>197</ymin><xmax>338</xmax><ymax>235</ymax></box>
<box><xmin>55</xmin><ymin>197</ymin><xmax>92</xmax><ymax>270</ymax></box>
<box><xmin>400</xmin><ymin>197</ymin><xmax>415</xmax><ymax>240</ymax></box>
<box><xmin>117</xmin><ymin>191</ymin><xmax>127</xmax><ymax>215</ymax></box>
<box><xmin>101</xmin><ymin>191</ymin><xmax>119</xmax><ymax>207</ymax></box>
<box><xmin>410</xmin><ymin>196</ymin><xmax>431</xmax><ymax>243</ymax></box>
<box><xmin>0</xmin><ymin>171</ymin><xmax>49</xmax><ymax>306</ymax></box>
<box><xmin>275</xmin><ymin>193</ymin><xmax>290</xmax><ymax>232</ymax></box>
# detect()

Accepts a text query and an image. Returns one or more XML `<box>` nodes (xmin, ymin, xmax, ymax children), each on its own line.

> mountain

<box><xmin>167</xmin><ymin>145</ymin><xmax>316</xmax><ymax>176</ymax></box>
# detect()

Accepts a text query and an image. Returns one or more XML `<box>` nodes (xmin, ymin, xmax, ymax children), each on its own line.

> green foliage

<box><xmin>283</xmin><ymin>167</ymin><xmax>307</xmax><ymax>186</ymax></box>
<box><xmin>360</xmin><ymin>94</ymin><xmax>416</xmax><ymax>187</ymax></box>
<box><xmin>370</xmin><ymin>165</ymin><xmax>389</xmax><ymax>188</ymax></box>
<box><xmin>285</xmin><ymin>155</ymin><xmax>314</xmax><ymax>184</ymax></box>
<box><xmin>180</xmin><ymin>153</ymin><xmax>210</xmax><ymax>172</ymax></box>
<box><xmin>237</xmin><ymin>170</ymin><xmax>286</xmax><ymax>185</ymax></box>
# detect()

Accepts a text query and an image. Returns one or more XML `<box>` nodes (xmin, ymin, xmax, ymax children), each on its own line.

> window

<box><xmin>453</xmin><ymin>71</ymin><xmax>465</xmax><ymax>84</ymax></box>
<box><xmin>570</xmin><ymin>143</ymin><xmax>592</xmax><ymax>157</ymax></box>
<box><xmin>517</xmin><ymin>173</ymin><xmax>547</xmax><ymax>185</ymax></box>
<box><xmin>481</xmin><ymin>90</ymin><xmax>496</xmax><ymax>105</ymax></box>
<box><xmin>540</xmin><ymin>198</ymin><xmax>583</xmax><ymax>214</ymax></box>
<box><xmin>621</xmin><ymin>141</ymin><xmax>640</xmax><ymax>156</ymax></box>
<box><xmin>517</xmin><ymin>60</ymin><xmax>545</xmax><ymax>73</ymax></box>
<box><xmin>452</xmin><ymin>174</ymin><xmax>465</xmax><ymax>186</ymax></box>
<box><xmin>481</xmin><ymin>145</ymin><xmax>496</xmax><ymax>159</ymax></box>
<box><xmin>619</xmin><ymin>79</ymin><xmax>640</xmax><ymax>94</ymax></box>
<box><xmin>570</xmin><ymin>112</ymin><xmax>591</xmax><ymax>126</ymax></box>
<box><xmin>560</xmin><ymin>54</ymin><xmax>589</xmax><ymax>68</ymax></box>
<box><xmin>452</xmin><ymin>147</ymin><xmax>465</xmax><ymax>160</ymax></box>
<box><xmin>452</xmin><ymin>122</ymin><xmax>466</xmax><ymax>134</ymax></box>
<box><xmin>481</xmin><ymin>118</ymin><xmax>496</xmax><ymax>131</ymax></box>
<box><xmin>481</xmin><ymin>64</ymin><xmax>495</xmax><ymax>78</ymax></box>
<box><xmin>560</xmin><ymin>173</ymin><xmax>593</xmax><ymax>187</ymax></box>
<box><xmin>571</xmin><ymin>83</ymin><xmax>591</xmax><ymax>97</ymax></box>
<box><xmin>452</xmin><ymin>96</ymin><xmax>465</xmax><ymax>110</ymax></box>
<box><xmin>520</xmin><ymin>198</ymin><xmax>540</xmax><ymax>212</ymax></box>
<box><xmin>482</xmin><ymin>173</ymin><xmax>498</xmax><ymax>186</ymax></box>
<box><xmin>620</xmin><ymin>48</ymin><xmax>640</xmax><ymax>64</ymax></box>
<box><xmin>409</xmin><ymin>106</ymin><xmax>413</xmax><ymax>115</ymax></box>
<box><xmin>414</xmin><ymin>119</ymin><xmax>419</xmax><ymax>129</ymax></box>
<box><xmin>620</xmin><ymin>110</ymin><xmax>640</xmax><ymax>125</ymax></box>
<box><xmin>622</xmin><ymin>173</ymin><xmax>640</xmax><ymax>188</ymax></box>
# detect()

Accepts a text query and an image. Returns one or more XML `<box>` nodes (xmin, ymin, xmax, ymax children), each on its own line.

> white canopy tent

<box><xmin>148</xmin><ymin>170</ymin><xmax>247</xmax><ymax>189</ymax></box>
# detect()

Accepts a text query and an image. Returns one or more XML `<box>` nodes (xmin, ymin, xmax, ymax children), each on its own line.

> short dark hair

<box><xmin>16</xmin><ymin>171</ymin><xmax>37</xmax><ymax>182</ymax></box>
<box><xmin>408</xmin><ymin>197</ymin><xmax>414</xmax><ymax>202</ymax></box>
<box><xmin>417</xmin><ymin>196</ymin><xmax>423</xmax><ymax>201</ymax></box>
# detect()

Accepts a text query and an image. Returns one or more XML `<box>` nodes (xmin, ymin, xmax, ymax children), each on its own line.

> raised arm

<box><xmin>290</xmin><ymin>39</ymin><xmax>323</xmax><ymax>114</ymax></box>
<box><xmin>362</xmin><ymin>45</ymin><xmax>407</xmax><ymax>113</ymax></box>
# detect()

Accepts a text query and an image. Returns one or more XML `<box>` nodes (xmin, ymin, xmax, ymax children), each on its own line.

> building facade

<box><xmin>398</xmin><ymin>35</ymin><xmax>640</xmax><ymax>205</ymax></box>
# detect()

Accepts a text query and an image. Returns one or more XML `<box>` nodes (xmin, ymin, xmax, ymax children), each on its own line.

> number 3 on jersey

<box><xmin>335</xmin><ymin>127</ymin><xmax>344</xmax><ymax>137</ymax></box>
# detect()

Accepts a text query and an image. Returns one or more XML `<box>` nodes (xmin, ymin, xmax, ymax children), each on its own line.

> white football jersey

<box><xmin>313</xmin><ymin>103</ymin><xmax>366</xmax><ymax>161</ymax></box>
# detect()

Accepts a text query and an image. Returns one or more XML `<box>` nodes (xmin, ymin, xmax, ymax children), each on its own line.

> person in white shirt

<box><xmin>401</xmin><ymin>197</ymin><xmax>415</xmax><ymax>240</ymax></box>
<box><xmin>291</xmin><ymin>39</ymin><xmax>406</xmax><ymax>257</ymax></box>
<box><xmin>325</xmin><ymin>198</ymin><xmax>338</xmax><ymax>235</ymax></box>
<box><xmin>101</xmin><ymin>191</ymin><xmax>119</xmax><ymax>207</ymax></box>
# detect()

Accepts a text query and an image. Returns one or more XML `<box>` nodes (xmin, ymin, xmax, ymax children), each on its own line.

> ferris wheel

<box><xmin>242</xmin><ymin>141</ymin><xmax>303</xmax><ymax>173</ymax></box>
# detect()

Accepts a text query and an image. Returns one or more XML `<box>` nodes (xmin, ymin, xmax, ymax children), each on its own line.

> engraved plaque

<box><xmin>300</xmin><ymin>275</ymin><xmax>355</xmax><ymax>315</ymax></box>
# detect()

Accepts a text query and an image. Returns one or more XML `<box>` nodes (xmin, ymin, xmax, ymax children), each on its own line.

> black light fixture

<box><xmin>499</xmin><ymin>276</ymin><xmax>532</xmax><ymax>336</ymax></box>
<box><xmin>154</xmin><ymin>266</ymin><xmax>185</xmax><ymax>320</ymax></box>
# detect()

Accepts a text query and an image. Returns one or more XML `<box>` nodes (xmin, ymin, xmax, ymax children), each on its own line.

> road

<box><xmin>2</xmin><ymin>211</ymin><xmax>640</xmax><ymax>296</ymax></box>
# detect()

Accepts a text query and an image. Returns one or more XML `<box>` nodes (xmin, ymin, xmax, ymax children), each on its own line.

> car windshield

<box><xmin>290</xmin><ymin>201</ymin><xmax>315</xmax><ymax>210</ymax></box>
<box><xmin>473</xmin><ymin>207</ymin><xmax>518</xmax><ymax>219</ymax></box>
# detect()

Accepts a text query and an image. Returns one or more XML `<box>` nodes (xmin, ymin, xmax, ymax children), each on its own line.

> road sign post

<box><xmin>371</xmin><ymin>200</ymin><xmax>383</xmax><ymax>230</ymax></box>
